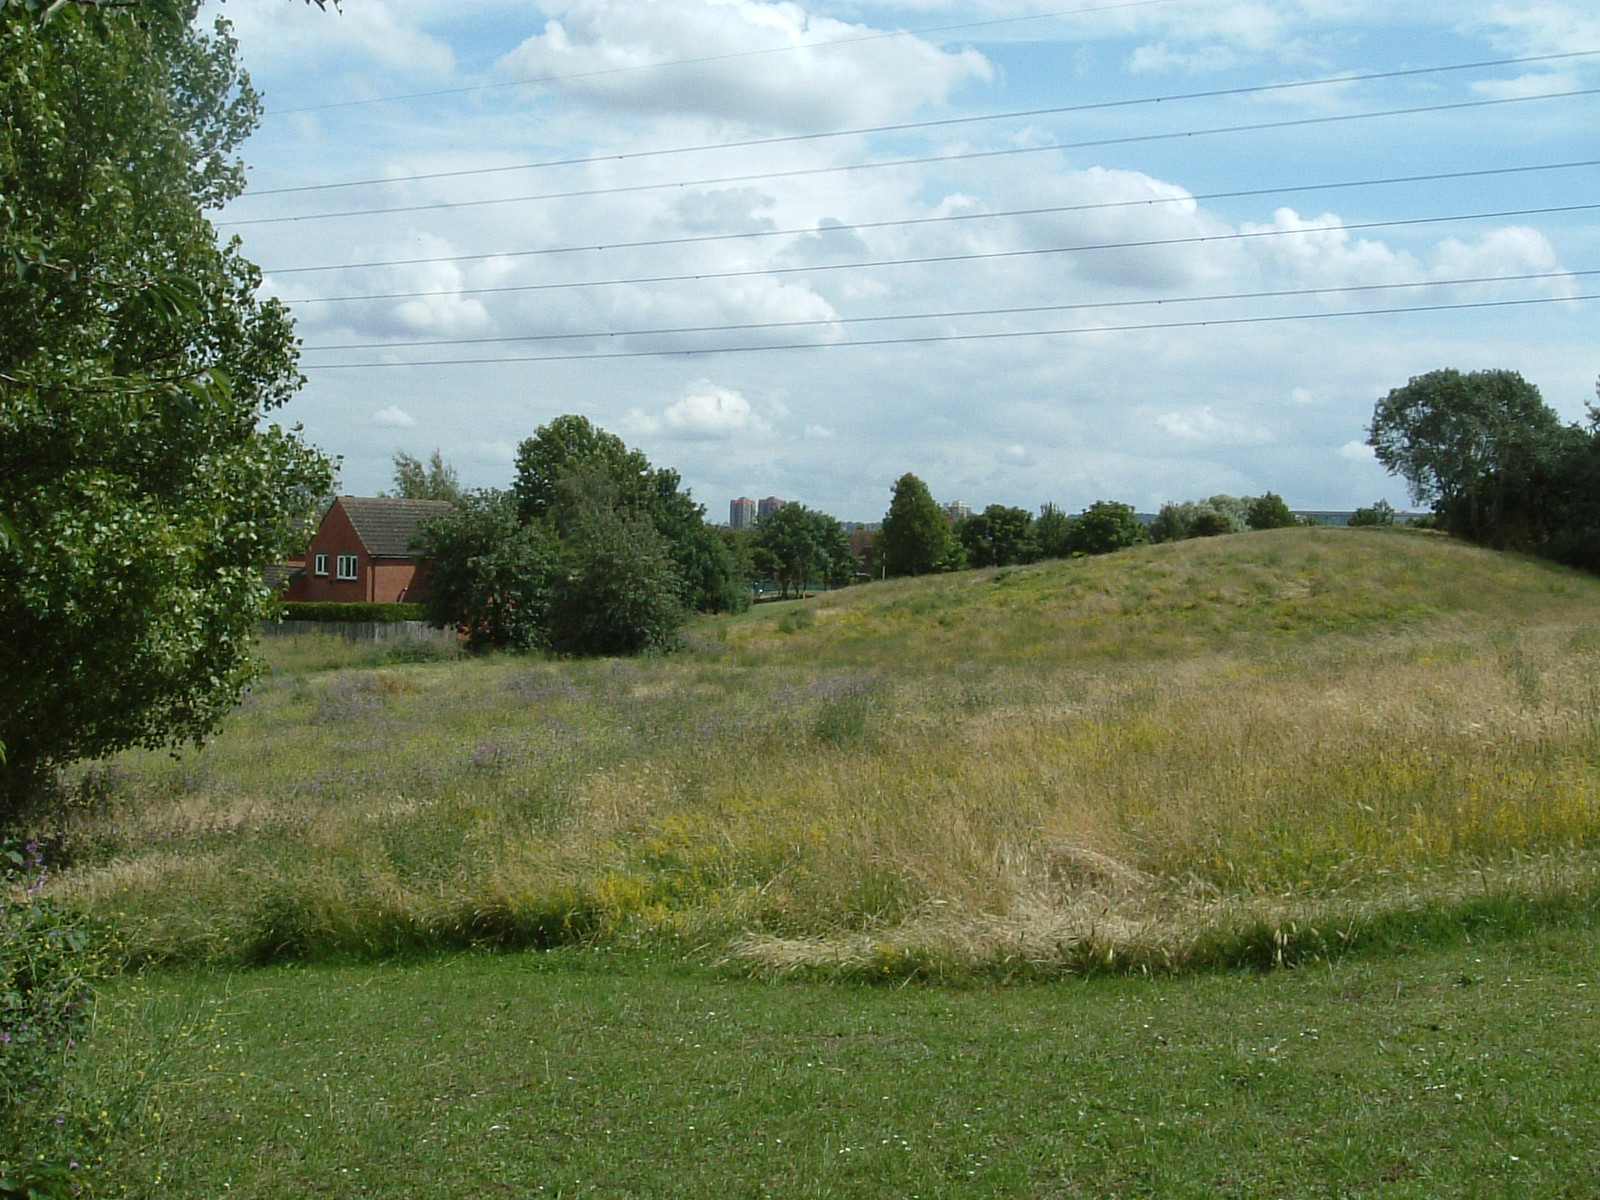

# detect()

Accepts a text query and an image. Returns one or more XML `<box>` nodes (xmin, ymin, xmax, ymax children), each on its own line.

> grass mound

<box><xmin>34</xmin><ymin>527</ymin><xmax>1600</xmax><ymax>974</ymax></box>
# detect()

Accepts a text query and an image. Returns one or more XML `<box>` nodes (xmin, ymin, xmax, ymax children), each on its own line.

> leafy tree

<box><xmin>1368</xmin><ymin>369</ymin><xmax>1580</xmax><ymax>548</ymax></box>
<box><xmin>1189</xmin><ymin>509</ymin><xmax>1234</xmax><ymax>538</ymax></box>
<box><xmin>387</xmin><ymin>449</ymin><xmax>463</xmax><ymax>503</ymax></box>
<box><xmin>1065</xmin><ymin>501</ymin><xmax>1148</xmax><ymax>555</ymax></box>
<box><xmin>1033</xmin><ymin>502</ymin><xmax>1074</xmax><ymax>560</ymax></box>
<box><xmin>1347</xmin><ymin>500</ymin><xmax>1397</xmax><ymax>528</ymax></box>
<box><xmin>878</xmin><ymin>473</ymin><xmax>956</xmax><ymax>576</ymax></box>
<box><xmin>0</xmin><ymin>3</ymin><xmax>333</xmax><ymax>812</ymax></box>
<box><xmin>752</xmin><ymin>504</ymin><xmax>853</xmax><ymax>598</ymax></box>
<box><xmin>513</xmin><ymin>415</ymin><xmax>654</xmax><ymax>521</ymax></box>
<box><xmin>958</xmin><ymin>505</ymin><xmax>1035</xmax><ymax>568</ymax></box>
<box><xmin>1543</xmin><ymin>405</ymin><xmax>1600</xmax><ymax>572</ymax></box>
<box><xmin>413</xmin><ymin>491</ymin><xmax>555</xmax><ymax>652</ymax></box>
<box><xmin>547</xmin><ymin>502</ymin><xmax>684</xmax><ymax>657</ymax></box>
<box><xmin>512</xmin><ymin>415</ymin><xmax>743</xmax><ymax>613</ymax></box>
<box><xmin>1246</xmin><ymin>492</ymin><xmax>1297</xmax><ymax>531</ymax></box>
<box><xmin>1150</xmin><ymin>497</ymin><xmax>1245</xmax><ymax>542</ymax></box>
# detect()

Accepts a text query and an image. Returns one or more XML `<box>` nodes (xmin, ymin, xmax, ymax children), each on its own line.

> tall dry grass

<box><xmin>32</xmin><ymin>528</ymin><xmax>1600</xmax><ymax>974</ymax></box>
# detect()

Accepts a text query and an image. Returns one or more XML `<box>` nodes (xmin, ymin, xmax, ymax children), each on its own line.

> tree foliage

<box><xmin>1368</xmin><ymin>369</ymin><xmax>1579</xmax><ymax>548</ymax></box>
<box><xmin>1064</xmin><ymin>500</ymin><xmax>1148</xmax><ymax>556</ymax></box>
<box><xmin>419</xmin><ymin>417</ymin><xmax>739</xmax><ymax>655</ymax></box>
<box><xmin>1246</xmin><ymin>492</ymin><xmax>1297</xmax><ymax>531</ymax></box>
<box><xmin>387</xmin><ymin>448</ymin><xmax>463</xmax><ymax>504</ymax></box>
<box><xmin>1033</xmin><ymin>502</ymin><xmax>1074</xmax><ymax>560</ymax></box>
<box><xmin>878</xmin><ymin>473</ymin><xmax>956</xmax><ymax>576</ymax></box>
<box><xmin>412</xmin><ymin>491</ymin><xmax>555</xmax><ymax>653</ymax></box>
<box><xmin>958</xmin><ymin>505</ymin><xmax>1035</xmax><ymax>568</ymax></box>
<box><xmin>0</xmin><ymin>2</ymin><xmax>333</xmax><ymax>811</ymax></box>
<box><xmin>751</xmin><ymin>504</ymin><xmax>853</xmax><ymax>598</ymax></box>
<box><xmin>514</xmin><ymin>415</ymin><xmax>745</xmax><ymax>615</ymax></box>
<box><xmin>1347</xmin><ymin>500</ymin><xmax>1397</xmax><ymax>528</ymax></box>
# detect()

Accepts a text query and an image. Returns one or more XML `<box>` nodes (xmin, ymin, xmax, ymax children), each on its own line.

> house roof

<box><xmin>338</xmin><ymin>496</ymin><xmax>454</xmax><ymax>557</ymax></box>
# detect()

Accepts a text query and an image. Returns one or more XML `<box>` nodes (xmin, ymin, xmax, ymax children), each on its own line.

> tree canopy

<box><xmin>878</xmin><ymin>473</ymin><xmax>956</xmax><ymax>577</ymax></box>
<box><xmin>0</xmin><ymin>2</ymin><xmax>332</xmax><ymax>812</ymax></box>
<box><xmin>751</xmin><ymin>503</ymin><xmax>854</xmax><ymax>598</ymax></box>
<box><xmin>1064</xmin><ymin>501</ymin><xmax>1148</xmax><ymax>556</ymax></box>
<box><xmin>418</xmin><ymin>417</ymin><xmax>744</xmax><ymax>655</ymax></box>
<box><xmin>1368</xmin><ymin>369</ymin><xmax>1579</xmax><ymax>548</ymax></box>
<box><xmin>958</xmin><ymin>505</ymin><xmax>1035</xmax><ymax>568</ymax></box>
<box><xmin>387</xmin><ymin>449</ymin><xmax>463</xmax><ymax>504</ymax></box>
<box><xmin>1246</xmin><ymin>492</ymin><xmax>1297</xmax><ymax>531</ymax></box>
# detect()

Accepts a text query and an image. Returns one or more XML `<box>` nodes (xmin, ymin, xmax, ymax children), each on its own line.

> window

<box><xmin>336</xmin><ymin>553</ymin><xmax>359</xmax><ymax>581</ymax></box>
<box><xmin>313</xmin><ymin>552</ymin><xmax>328</xmax><ymax>576</ymax></box>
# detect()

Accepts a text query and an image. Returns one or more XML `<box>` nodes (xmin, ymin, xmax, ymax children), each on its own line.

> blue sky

<box><xmin>210</xmin><ymin>0</ymin><xmax>1599</xmax><ymax>522</ymax></box>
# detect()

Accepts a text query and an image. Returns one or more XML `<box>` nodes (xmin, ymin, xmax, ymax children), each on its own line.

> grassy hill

<box><xmin>38</xmin><ymin>526</ymin><xmax>1600</xmax><ymax>976</ymax></box>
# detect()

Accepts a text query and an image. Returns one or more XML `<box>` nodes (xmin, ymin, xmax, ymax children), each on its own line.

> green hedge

<box><xmin>275</xmin><ymin>602</ymin><xmax>426</xmax><ymax>623</ymax></box>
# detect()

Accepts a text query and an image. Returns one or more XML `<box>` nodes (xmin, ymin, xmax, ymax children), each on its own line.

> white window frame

<box><xmin>313</xmin><ymin>552</ymin><xmax>329</xmax><ymax>576</ymax></box>
<box><xmin>335</xmin><ymin>553</ymin><xmax>359</xmax><ymax>581</ymax></box>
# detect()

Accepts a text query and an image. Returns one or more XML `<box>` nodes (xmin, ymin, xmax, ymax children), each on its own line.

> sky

<box><xmin>208</xmin><ymin>0</ymin><xmax>1599</xmax><ymax>522</ymax></box>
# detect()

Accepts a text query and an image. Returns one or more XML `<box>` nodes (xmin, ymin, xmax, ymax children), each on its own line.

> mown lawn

<box><xmin>83</xmin><ymin>919</ymin><xmax>1600</xmax><ymax>1198</ymax></box>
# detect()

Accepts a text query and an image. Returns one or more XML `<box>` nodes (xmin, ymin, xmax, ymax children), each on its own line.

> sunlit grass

<box><xmin>36</xmin><ymin>527</ymin><xmax>1600</xmax><ymax>975</ymax></box>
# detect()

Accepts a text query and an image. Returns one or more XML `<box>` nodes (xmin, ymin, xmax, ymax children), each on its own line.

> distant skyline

<box><xmin>212</xmin><ymin>0</ymin><xmax>1598</xmax><ymax>522</ymax></box>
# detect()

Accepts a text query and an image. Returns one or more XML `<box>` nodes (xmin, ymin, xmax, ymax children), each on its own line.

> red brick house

<box><xmin>282</xmin><ymin>496</ymin><xmax>453</xmax><ymax>603</ymax></box>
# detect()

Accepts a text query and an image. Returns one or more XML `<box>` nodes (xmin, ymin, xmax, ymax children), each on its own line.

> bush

<box><xmin>1348</xmin><ymin>500</ymin><xmax>1397</xmax><ymax>528</ymax></box>
<box><xmin>276</xmin><ymin>602</ymin><xmax>426</xmax><ymax>623</ymax></box>
<box><xmin>1064</xmin><ymin>501</ymin><xmax>1147</xmax><ymax>556</ymax></box>
<box><xmin>0</xmin><ymin>841</ymin><xmax>102</xmax><ymax>1176</ymax></box>
<box><xmin>1246</xmin><ymin>492</ymin><xmax>1297</xmax><ymax>531</ymax></box>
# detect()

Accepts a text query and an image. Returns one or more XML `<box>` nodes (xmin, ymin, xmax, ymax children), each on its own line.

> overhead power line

<box><xmin>280</xmin><ymin>202</ymin><xmax>1600</xmax><ymax>305</ymax></box>
<box><xmin>264</xmin><ymin>159</ymin><xmax>1600</xmax><ymax>277</ymax></box>
<box><xmin>300</xmin><ymin>293</ymin><xmax>1599</xmax><ymax>370</ymax></box>
<box><xmin>263</xmin><ymin>0</ymin><xmax>1187</xmax><ymax>117</ymax></box>
<box><xmin>298</xmin><ymin>269</ymin><xmax>1593</xmax><ymax>354</ymax></box>
<box><xmin>249</xmin><ymin>49</ymin><xmax>1600</xmax><ymax>197</ymax></box>
<box><xmin>223</xmin><ymin>87</ymin><xmax>1600</xmax><ymax>228</ymax></box>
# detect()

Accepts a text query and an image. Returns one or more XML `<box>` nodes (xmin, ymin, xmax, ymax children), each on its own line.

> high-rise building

<box><xmin>943</xmin><ymin>499</ymin><xmax>972</xmax><ymax>523</ymax></box>
<box><xmin>729</xmin><ymin>497</ymin><xmax>756</xmax><ymax>529</ymax></box>
<box><xmin>757</xmin><ymin>496</ymin><xmax>787</xmax><ymax>521</ymax></box>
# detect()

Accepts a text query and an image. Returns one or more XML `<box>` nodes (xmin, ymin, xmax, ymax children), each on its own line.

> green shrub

<box><xmin>1349</xmin><ymin>500</ymin><xmax>1397</xmax><ymax>528</ymax></box>
<box><xmin>276</xmin><ymin>602</ymin><xmax>426</xmax><ymax>623</ymax></box>
<box><xmin>777</xmin><ymin>606</ymin><xmax>815</xmax><ymax>635</ymax></box>
<box><xmin>1</xmin><ymin>840</ymin><xmax>103</xmax><ymax>1191</ymax></box>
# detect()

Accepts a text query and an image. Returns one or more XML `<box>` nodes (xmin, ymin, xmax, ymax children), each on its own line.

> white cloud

<box><xmin>1157</xmin><ymin>407</ymin><xmax>1274</xmax><ymax>446</ymax></box>
<box><xmin>206</xmin><ymin>1</ymin><xmax>456</xmax><ymax>77</ymax></box>
<box><xmin>497</xmin><ymin>0</ymin><xmax>992</xmax><ymax>129</ymax></box>
<box><xmin>805</xmin><ymin>424</ymin><xmax>834</xmax><ymax>439</ymax></box>
<box><xmin>630</xmin><ymin>380</ymin><xmax>773</xmax><ymax>440</ymax></box>
<box><xmin>372</xmin><ymin>405</ymin><xmax>416</xmax><ymax>428</ymax></box>
<box><xmin>1337</xmin><ymin>440</ymin><xmax>1376</xmax><ymax>462</ymax></box>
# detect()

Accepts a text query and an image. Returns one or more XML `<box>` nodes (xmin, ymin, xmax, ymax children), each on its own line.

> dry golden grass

<box><xmin>36</xmin><ymin>528</ymin><xmax>1600</xmax><ymax>973</ymax></box>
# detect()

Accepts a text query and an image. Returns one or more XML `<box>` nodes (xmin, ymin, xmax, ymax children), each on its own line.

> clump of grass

<box><xmin>35</xmin><ymin>529</ymin><xmax>1600</xmax><ymax>975</ymax></box>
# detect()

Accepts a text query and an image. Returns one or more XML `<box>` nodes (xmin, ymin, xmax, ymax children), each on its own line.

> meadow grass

<box><xmin>32</xmin><ymin>527</ymin><xmax>1600</xmax><ymax>976</ymax></box>
<box><xmin>69</xmin><ymin>921</ymin><xmax>1600</xmax><ymax>1198</ymax></box>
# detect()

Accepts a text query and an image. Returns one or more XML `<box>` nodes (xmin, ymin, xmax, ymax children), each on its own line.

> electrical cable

<box><xmin>248</xmin><ymin>49</ymin><xmax>1600</xmax><ymax>196</ymax></box>
<box><xmin>263</xmin><ymin>159</ymin><xmax>1600</xmax><ymax>277</ymax></box>
<box><xmin>280</xmin><ymin>202</ymin><xmax>1600</xmax><ymax>305</ymax></box>
<box><xmin>222</xmin><ymin>87</ymin><xmax>1600</xmax><ymax>228</ymax></box>
<box><xmin>263</xmin><ymin>0</ymin><xmax>1189</xmax><ymax>117</ymax></box>
<box><xmin>299</xmin><ymin>269</ymin><xmax>1594</xmax><ymax>353</ymax></box>
<box><xmin>300</xmin><ymin>292</ymin><xmax>1599</xmax><ymax>369</ymax></box>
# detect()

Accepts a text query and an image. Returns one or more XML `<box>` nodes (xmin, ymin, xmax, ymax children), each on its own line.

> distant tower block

<box><xmin>943</xmin><ymin>499</ymin><xmax>972</xmax><ymax>523</ymax></box>
<box><xmin>730</xmin><ymin>497</ymin><xmax>756</xmax><ymax>529</ymax></box>
<box><xmin>757</xmin><ymin>496</ymin><xmax>787</xmax><ymax>521</ymax></box>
